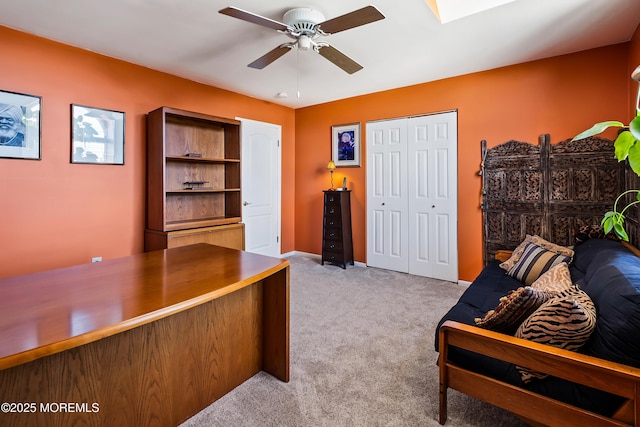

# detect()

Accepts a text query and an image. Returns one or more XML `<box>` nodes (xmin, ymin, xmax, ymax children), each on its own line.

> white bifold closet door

<box><xmin>366</xmin><ymin>111</ymin><xmax>458</xmax><ymax>282</ymax></box>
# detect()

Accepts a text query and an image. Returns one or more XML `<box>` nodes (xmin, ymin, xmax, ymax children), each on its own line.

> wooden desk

<box><xmin>0</xmin><ymin>244</ymin><xmax>289</xmax><ymax>427</ymax></box>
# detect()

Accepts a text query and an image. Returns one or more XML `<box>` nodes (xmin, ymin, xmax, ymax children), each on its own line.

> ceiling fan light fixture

<box><xmin>298</xmin><ymin>35</ymin><xmax>312</xmax><ymax>51</ymax></box>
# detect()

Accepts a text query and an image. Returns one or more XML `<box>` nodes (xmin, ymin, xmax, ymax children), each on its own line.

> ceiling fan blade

<box><xmin>318</xmin><ymin>45</ymin><xmax>363</xmax><ymax>74</ymax></box>
<box><xmin>248</xmin><ymin>44</ymin><xmax>293</xmax><ymax>69</ymax></box>
<box><xmin>318</xmin><ymin>5</ymin><xmax>385</xmax><ymax>35</ymax></box>
<box><xmin>219</xmin><ymin>7</ymin><xmax>289</xmax><ymax>32</ymax></box>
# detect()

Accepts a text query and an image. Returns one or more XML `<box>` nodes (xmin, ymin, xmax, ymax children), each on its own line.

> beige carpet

<box><xmin>180</xmin><ymin>254</ymin><xmax>527</xmax><ymax>427</ymax></box>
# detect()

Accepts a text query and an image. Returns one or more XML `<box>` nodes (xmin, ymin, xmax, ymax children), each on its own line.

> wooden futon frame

<box><xmin>439</xmin><ymin>317</ymin><xmax>640</xmax><ymax>426</ymax></box>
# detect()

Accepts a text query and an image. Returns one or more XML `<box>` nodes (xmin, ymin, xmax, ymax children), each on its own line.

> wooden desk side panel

<box><xmin>262</xmin><ymin>266</ymin><xmax>290</xmax><ymax>382</ymax></box>
<box><xmin>0</xmin><ymin>282</ymin><xmax>264</xmax><ymax>427</ymax></box>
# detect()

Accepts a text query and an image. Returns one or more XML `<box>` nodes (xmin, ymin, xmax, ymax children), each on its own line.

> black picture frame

<box><xmin>71</xmin><ymin>104</ymin><xmax>125</xmax><ymax>165</ymax></box>
<box><xmin>332</xmin><ymin>122</ymin><xmax>361</xmax><ymax>167</ymax></box>
<box><xmin>0</xmin><ymin>89</ymin><xmax>41</xmax><ymax>160</ymax></box>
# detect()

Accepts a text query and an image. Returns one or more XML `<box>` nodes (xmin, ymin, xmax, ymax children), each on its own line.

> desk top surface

<box><xmin>0</xmin><ymin>244</ymin><xmax>289</xmax><ymax>370</ymax></box>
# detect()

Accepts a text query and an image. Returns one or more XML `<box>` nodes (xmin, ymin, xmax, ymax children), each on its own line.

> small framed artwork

<box><xmin>71</xmin><ymin>104</ymin><xmax>125</xmax><ymax>165</ymax></box>
<box><xmin>332</xmin><ymin>122</ymin><xmax>361</xmax><ymax>167</ymax></box>
<box><xmin>0</xmin><ymin>89</ymin><xmax>41</xmax><ymax>160</ymax></box>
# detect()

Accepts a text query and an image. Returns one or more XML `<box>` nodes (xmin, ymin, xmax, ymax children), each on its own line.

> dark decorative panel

<box><xmin>483</xmin><ymin>139</ymin><xmax>540</xmax><ymax>161</ymax></box>
<box><xmin>598</xmin><ymin>169</ymin><xmax>619</xmax><ymax>201</ymax></box>
<box><xmin>574</xmin><ymin>169</ymin><xmax>594</xmax><ymax>201</ymax></box>
<box><xmin>484</xmin><ymin>171</ymin><xmax>504</xmax><ymax>200</ymax></box>
<box><xmin>551</xmin><ymin>170</ymin><xmax>568</xmax><ymax>200</ymax></box>
<box><xmin>548</xmin><ymin>216</ymin><xmax>570</xmax><ymax>246</ymax></box>
<box><xmin>486</xmin><ymin>212</ymin><xmax>503</xmax><ymax>241</ymax></box>
<box><xmin>524</xmin><ymin>171</ymin><xmax>542</xmax><ymax>201</ymax></box>
<box><xmin>506</xmin><ymin>171</ymin><xmax>521</xmax><ymax>200</ymax></box>
<box><xmin>481</xmin><ymin>135</ymin><xmax>627</xmax><ymax>264</ymax></box>
<box><xmin>523</xmin><ymin>214</ymin><xmax>543</xmax><ymax>237</ymax></box>
<box><xmin>504</xmin><ymin>213</ymin><xmax>522</xmax><ymax>241</ymax></box>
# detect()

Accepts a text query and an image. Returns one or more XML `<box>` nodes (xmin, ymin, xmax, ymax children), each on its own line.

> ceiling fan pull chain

<box><xmin>297</xmin><ymin>48</ymin><xmax>301</xmax><ymax>99</ymax></box>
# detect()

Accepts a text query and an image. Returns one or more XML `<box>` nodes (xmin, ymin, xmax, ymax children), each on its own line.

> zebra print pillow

<box><xmin>514</xmin><ymin>285</ymin><xmax>596</xmax><ymax>383</ymax></box>
<box><xmin>530</xmin><ymin>262</ymin><xmax>572</xmax><ymax>295</ymax></box>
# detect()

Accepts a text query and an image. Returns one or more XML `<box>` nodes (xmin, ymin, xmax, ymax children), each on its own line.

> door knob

<box><xmin>382</xmin><ymin>202</ymin><xmax>385</xmax><ymax>206</ymax></box>
<box><xmin>243</xmin><ymin>201</ymin><xmax>251</xmax><ymax>206</ymax></box>
<box><xmin>432</xmin><ymin>205</ymin><xmax>435</xmax><ymax>208</ymax></box>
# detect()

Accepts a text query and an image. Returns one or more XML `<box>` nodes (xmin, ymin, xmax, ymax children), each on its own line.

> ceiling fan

<box><xmin>219</xmin><ymin>5</ymin><xmax>385</xmax><ymax>74</ymax></box>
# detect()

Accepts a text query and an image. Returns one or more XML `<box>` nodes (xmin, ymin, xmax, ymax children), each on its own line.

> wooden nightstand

<box><xmin>322</xmin><ymin>190</ymin><xmax>354</xmax><ymax>269</ymax></box>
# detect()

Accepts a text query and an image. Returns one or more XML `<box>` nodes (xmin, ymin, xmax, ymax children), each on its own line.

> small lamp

<box><xmin>327</xmin><ymin>160</ymin><xmax>336</xmax><ymax>190</ymax></box>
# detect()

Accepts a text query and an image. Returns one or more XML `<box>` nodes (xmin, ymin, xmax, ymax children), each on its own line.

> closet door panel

<box><xmin>366</xmin><ymin>119</ymin><xmax>409</xmax><ymax>272</ymax></box>
<box><xmin>408</xmin><ymin>112</ymin><xmax>458</xmax><ymax>282</ymax></box>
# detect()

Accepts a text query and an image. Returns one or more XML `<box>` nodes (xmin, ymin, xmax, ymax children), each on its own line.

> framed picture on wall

<box><xmin>71</xmin><ymin>104</ymin><xmax>125</xmax><ymax>165</ymax></box>
<box><xmin>332</xmin><ymin>122</ymin><xmax>361</xmax><ymax>167</ymax></box>
<box><xmin>0</xmin><ymin>89</ymin><xmax>41</xmax><ymax>160</ymax></box>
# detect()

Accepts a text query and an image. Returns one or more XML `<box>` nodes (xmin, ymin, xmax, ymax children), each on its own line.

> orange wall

<box><xmin>295</xmin><ymin>44</ymin><xmax>631</xmax><ymax>281</ymax></box>
<box><xmin>0</xmin><ymin>27</ymin><xmax>296</xmax><ymax>278</ymax></box>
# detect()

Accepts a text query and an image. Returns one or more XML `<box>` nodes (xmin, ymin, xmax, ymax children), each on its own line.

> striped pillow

<box><xmin>515</xmin><ymin>285</ymin><xmax>596</xmax><ymax>383</ymax></box>
<box><xmin>499</xmin><ymin>234</ymin><xmax>574</xmax><ymax>271</ymax></box>
<box><xmin>507</xmin><ymin>242</ymin><xmax>572</xmax><ymax>286</ymax></box>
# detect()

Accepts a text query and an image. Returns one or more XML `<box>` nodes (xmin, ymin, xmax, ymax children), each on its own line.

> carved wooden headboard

<box><xmin>480</xmin><ymin>134</ymin><xmax>639</xmax><ymax>264</ymax></box>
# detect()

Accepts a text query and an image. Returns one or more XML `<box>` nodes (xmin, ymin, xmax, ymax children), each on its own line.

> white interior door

<box><xmin>366</xmin><ymin>118</ymin><xmax>409</xmax><ymax>273</ymax></box>
<box><xmin>239</xmin><ymin>118</ymin><xmax>281</xmax><ymax>257</ymax></box>
<box><xmin>407</xmin><ymin>112</ymin><xmax>458</xmax><ymax>281</ymax></box>
<box><xmin>366</xmin><ymin>112</ymin><xmax>458</xmax><ymax>281</ymax></box>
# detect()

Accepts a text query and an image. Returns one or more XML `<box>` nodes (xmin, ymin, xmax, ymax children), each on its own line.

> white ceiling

<box><xmin>1</xmin><ymin>0</ymin><xmax>640</xmax><ymax>108</ymax></box>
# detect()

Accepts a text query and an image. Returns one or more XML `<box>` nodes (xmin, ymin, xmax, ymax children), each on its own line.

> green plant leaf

<box><xmin>628</xmin><ymin>139</ymin><xmax>640</xmax><ymax>177</ymax></box>
<box><xmin>630</xmin><ymin>115</ymin><xmax>640</xmax><ymax>140</ymax></box>
<box><xmin>614</xmin><ymin>131</ymin><xmax>636</xmax><ymax>161</ymax></box>
<box><xmin>572</xmin><ymin>121</ymin><xmax>625</xmax><ymax>141</ymax></box>
<box><xmin>613</xmin><ymin>222</ymin><xmax>629</xmax><ymax>242</ymax></box>
<box><xmin>601</xmin><ymin>215</ymin><xmax>614</xmax><ymax>234</ymax></box>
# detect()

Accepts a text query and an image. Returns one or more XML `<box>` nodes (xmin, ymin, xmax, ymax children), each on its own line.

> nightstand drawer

<box><xmin>324</xmin><ymin>228</ymin><xmax>342</xmax><ymax>240</ymax></box>
<box><xmin>325</xmin><ymin>193</ymin><xmax>341</xmax><ymax>205</ymax></box>
<box><xmin>324</xmin><ymin>205</ymin><xmax>341</xmax><ymax>216</ymax></box>
<box><xmin>323</xmin><ymin>240</ymin><xmax>343</xmax><ymax>251</ymax></box>
<box><xmin>322</xmin><ymin>251</ymin><xmax>345</xmax><ymax>264</ymax></box>
<box><xmin>324</xmin><ymin>216</ymin><xmax>341</xmax><ymax>228</ymax></box>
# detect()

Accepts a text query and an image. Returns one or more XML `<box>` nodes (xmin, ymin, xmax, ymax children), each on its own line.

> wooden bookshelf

<box><xmin>145</xmin><ymin>107</ymin><xmax>244</xmax><ymax>250</ymax></box>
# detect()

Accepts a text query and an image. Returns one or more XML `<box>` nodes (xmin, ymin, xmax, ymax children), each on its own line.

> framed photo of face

<box><xmin>332</xmin><ymin>122</ymin><xmax>361</xmax><ymax>167</ymax></box>
<box><xmin>71</xmin><ymin>104</ymin><xmax>125</xmax><ymax>165</ymax></box>
<box><xmin>0</xmin><ymin>89</ymin><xmax>41</xmax><ymax>160</ymax></box>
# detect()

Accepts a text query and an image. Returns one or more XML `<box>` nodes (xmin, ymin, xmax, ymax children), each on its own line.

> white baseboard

<box><xmin>281</xmin><ymin>250</ymin><xmax>318</xmax><ymax>259</ymax></box>
<box><xmin>282</xmin><ymin>251</ymin><xmax>366</xmax><ymax>267</ymax></box>
<box><xmin>457</xmin><ymin>279</ymin><xmax>471</xmax><ymax>287</ymax></box>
